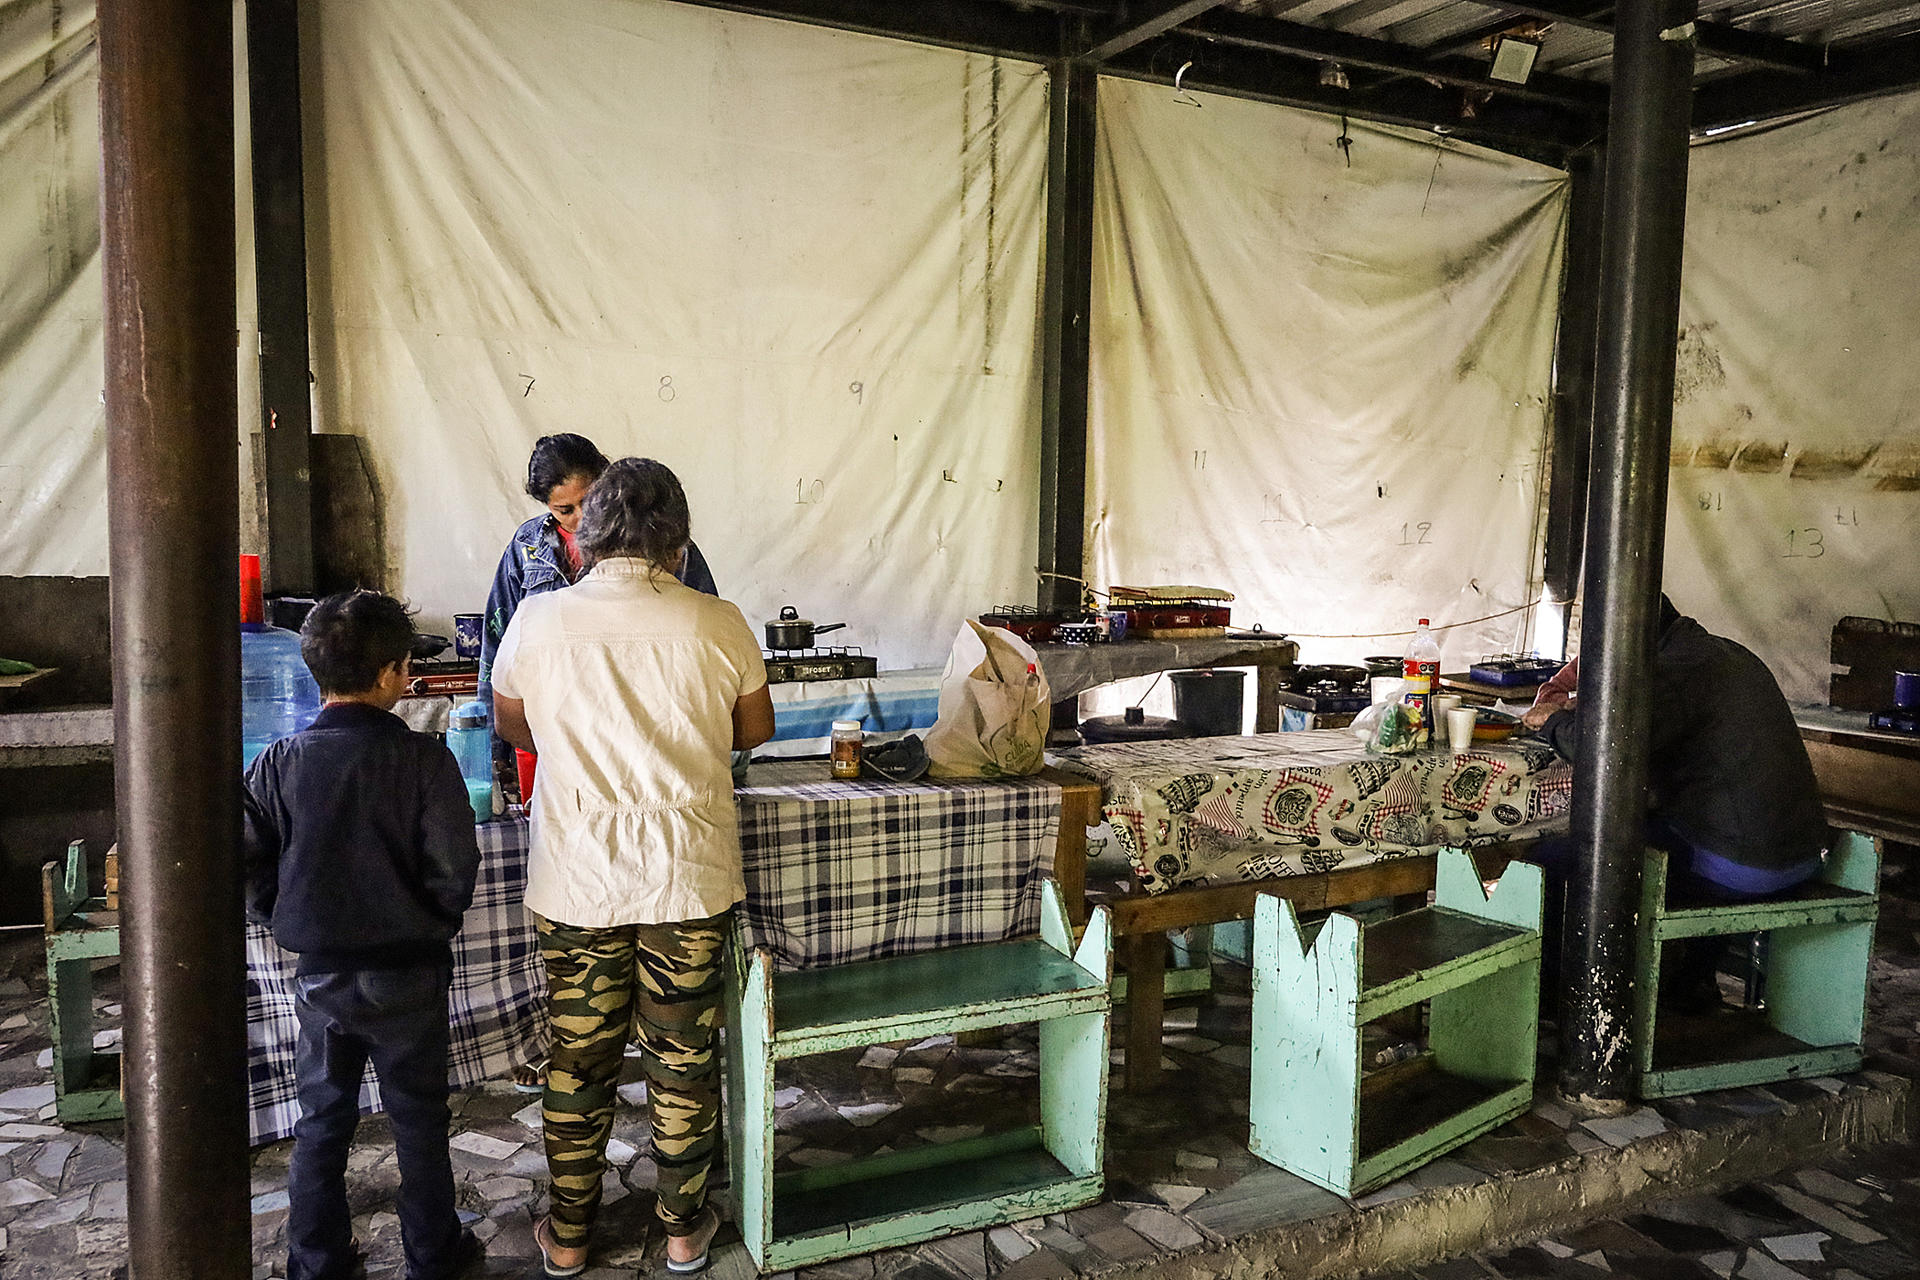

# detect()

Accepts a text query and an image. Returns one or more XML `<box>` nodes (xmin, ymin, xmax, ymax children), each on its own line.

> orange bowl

<box><xmin>1472</xmin><ymin>710</ymin><xmax>1518</xmax><ymax>741</ymax></box>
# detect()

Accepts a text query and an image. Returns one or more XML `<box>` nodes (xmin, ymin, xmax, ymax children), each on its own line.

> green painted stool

<box><xmin>1249</xmin><ymin>848</ymin><xmax>1543</xmax><ymax>1197</ymax></box>
<box><xmin>1632</xmin><ymin>832</ymin><xmax>1878</xmax><ymax>1099</ymax></box>
<box><xmin>41</xmin><ymin>840</ymin><xmax>125</xmax><ymax>1124</ymax></box>
<box><xmin>724</xmin><ymin>879</ymin><xmax>1112</xmax><ymax>1271</ymax></box>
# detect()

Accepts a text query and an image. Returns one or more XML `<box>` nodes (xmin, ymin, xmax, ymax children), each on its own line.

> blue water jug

<box><xmin>447</xmin><ymin>700</ymin><xmax>495</xmax><ymax>821</ymax></box>
<box><xmin>241</xmin><ymin>624</ymin><xmax>321</xmax><ymax>768</ymax></box>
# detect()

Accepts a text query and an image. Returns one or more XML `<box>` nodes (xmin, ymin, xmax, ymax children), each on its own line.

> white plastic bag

<box><xmin>925</xmin><ymin>621</ymin><xmax>1051</xmax><ymax>778</ymax></box>
<box><xmin>1350</xmin><ymin>679</ymin><xmax>1408</xmax><ymax>743</ymax></box>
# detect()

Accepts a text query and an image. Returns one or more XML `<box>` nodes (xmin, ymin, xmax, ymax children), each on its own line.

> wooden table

<box><xmin>1794</xmin><ymin>704</ymin><xmax>1920</xmax><ymax>845</ymax></box>
<box><xmin>1047</xmin><ymin>731</ymin><xmax>1572</xmax><ymax>1090</ymax></box>
<box><xmin>240</xmin><ymin>766</ymin><xmax>1099</xmax><ymax>1143</ymax></box>
<box><xmin>1034</xmin><ymin>636</ymin><xmax>1299</xmax><ymax>733</ymax></box>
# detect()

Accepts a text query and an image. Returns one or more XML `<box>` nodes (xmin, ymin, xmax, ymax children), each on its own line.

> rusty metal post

<box><xmin>1557</xmin><ymin>0</ymin><xmax>1697</xmax><ymax>1105</ymax></box>
<box><xmin>100</xmin><ymin>0</ymin><xmax>251</xmax><ymax>1274</ymax></box>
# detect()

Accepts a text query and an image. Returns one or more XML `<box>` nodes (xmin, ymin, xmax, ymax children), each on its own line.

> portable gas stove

<box><xmin>762</xmin><ymin>647</ymin><xmax>879</xmax><ymax>684</ymax></box>
<box><xmin>406</xmin><ymin>659</ymin><xmax>479</xmax><ymax>698</ymax></box>
<box><xmin>1107</xmin><ymin>586</ymin><xmax>1232</xmax><ymax>639</ymax></box>
<box><xmin>1272</xmin><ymin>664</ymin><xmax>1372</xmax><ymax>729</ymax></box>
<box><xmin>1868</xmin><ymin>706</ymin><xmax>1920</xmax><ymax>733</ymax></box>
<box><xmin>978</xmin><ymin>605</ymin><xmax>1081</xmax><ymax>645</ymax></box>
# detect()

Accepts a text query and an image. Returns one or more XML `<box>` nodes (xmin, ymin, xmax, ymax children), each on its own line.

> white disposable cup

<box><xmin>1371</xmin><ymin>676</ymin><xmax>1401</xmax><ymax>705</ymax></box>
<box><xmin>1430</xmin><ymin>693</ymin><xmax>1462</xmax><ymax>719</ymax></box>
<box><xmin>1446</xmin><ymin>706</ymin><xmax>1478</xmax><ymax>754</ymax></box>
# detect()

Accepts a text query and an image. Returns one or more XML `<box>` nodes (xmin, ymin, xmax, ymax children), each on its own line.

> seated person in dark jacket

<box><xmin>244</xmin><ymin>590</ymin><xmax>484</xmax><ymax>1280</ymax></box>
<box><xmin>1533</xmin><ymin>594</ymin><xmax>1828</xmax><ymax>1009</ymax></box>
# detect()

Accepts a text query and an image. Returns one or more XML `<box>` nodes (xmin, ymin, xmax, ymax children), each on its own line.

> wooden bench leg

<box><xmin>1122</xmin><ymin>932</ymin><xmax>1166</xmax><ymax>1092</ymax></box>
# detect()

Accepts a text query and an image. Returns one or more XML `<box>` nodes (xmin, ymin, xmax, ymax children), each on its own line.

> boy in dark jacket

<box><xmin>244</xmin><ymin>591</ymin><xmax>484</xmax><ymax>1280</ymax></box>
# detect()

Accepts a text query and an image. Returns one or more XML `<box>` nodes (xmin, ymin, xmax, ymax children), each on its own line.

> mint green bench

<box><xmin>41</xmin><ymin>840</ymin><xmax>125</xmax><ymax>1124</ymax></box>
<box><xmin>1249</xmin><ymin>848</ymin><xmax>1543</xmax><ymax>1197</ymax></box>
<box><xmin>1633</xmin><ymin>831</ymin><xmax>1878</xmax><ymax>1099</ymax></box>
<box><xmin>724</xmin><ymin>879</ymin><xmax>1112</xmax><ymax>1271</ymax></box>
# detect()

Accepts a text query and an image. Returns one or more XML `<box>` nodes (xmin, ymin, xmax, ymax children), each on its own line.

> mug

<box><xmin>453</xmin><ymin>613</ymin><xmax>484</xmax><ymax>659</ymax></box>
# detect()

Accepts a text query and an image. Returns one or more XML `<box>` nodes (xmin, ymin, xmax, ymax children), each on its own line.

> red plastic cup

<box><xmin>239</xmin><ymin>554</ymin><xmax>265</xmax><ymax>627</ymax></box>
<box><xmin>515</xmin><ymin>749</ymin><xmax>537</xmax><ymax>806</ymax></box>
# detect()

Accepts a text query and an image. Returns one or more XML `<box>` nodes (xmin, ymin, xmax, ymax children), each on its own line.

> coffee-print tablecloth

<box><xmin>1049</xmin><ymin>729</ymin><xmax>1572</xmax><ymax>894</ymax></box>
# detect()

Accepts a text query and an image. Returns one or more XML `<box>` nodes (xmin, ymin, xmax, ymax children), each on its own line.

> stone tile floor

<box><xmin>2</xmin><ymin>849</ymin><xmax>1916</xmax><ymax>1280</ymax></box>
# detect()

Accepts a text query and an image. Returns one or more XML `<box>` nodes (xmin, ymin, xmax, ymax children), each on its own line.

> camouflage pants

<box><xmin>534</xmin><ymin>910</ymin><xmax>729</xmax><ymax>1245</ymax></box>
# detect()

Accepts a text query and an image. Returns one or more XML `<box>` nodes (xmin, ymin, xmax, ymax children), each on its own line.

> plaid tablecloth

<box><xmin>1050</xmin><ymin>729</ymin><xmax>1572</xmax><ymax>894</ymax></box>
<box><xmin>243</xmin><ymin>766</ymin><xmax>1062</xmax><ymax>1143</ymax></box>
<box><xmin>733</xmin><ymin>762</ymin><xmax>1060</xmax><ymax>967</ymax></box>
<box><xmin>243</xmin><ymin>819</ymin><xmax>549</xmax><ymax>1146</ymax></box>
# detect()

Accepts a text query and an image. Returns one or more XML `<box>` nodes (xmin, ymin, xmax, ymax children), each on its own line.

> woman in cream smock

<box><xmin>490</xmin><ymin>458</ymin><xmax>774</xmax><ymax>1276</ymax></box>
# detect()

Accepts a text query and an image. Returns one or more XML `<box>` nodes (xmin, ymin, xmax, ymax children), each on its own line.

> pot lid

<box><xmin>769</xmin><ymin>606</ymin><xmax>813</xmax><ymax>626</ymax></box>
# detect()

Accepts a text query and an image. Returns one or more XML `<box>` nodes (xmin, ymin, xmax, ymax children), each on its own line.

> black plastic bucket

<box><xmin>1170</xmin><ymin>669</ymin><xmax>1246</xmax><ymax>737</ymax></box>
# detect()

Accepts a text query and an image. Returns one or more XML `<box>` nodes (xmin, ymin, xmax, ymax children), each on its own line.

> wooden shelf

<box><xmin>1250</xmin><ymin>849</ymin><xmax>1543</xmax><ymax>1197</ymax></box>
<box><xmin>773</xmin><ymin>940</ymin><xmax>1108</xmax><ymax>1056</ymax></box>
<box><xmin>1358</xmin><ymin>908</ymin><xmax>1536</xmax><ymax>1018</ymax></box>
<box><xmin>1634</xmin><ymin>835</ymin><xmax>1878</xmax><ymax>1099</ymax></box>
<box><xmin>771</xmin><ymin>1129</ymin><xmax>1092</xmax><ymax>1242</ymax></box>
<box><xmin>727</xmin><ymin>880</ymin><xmax>1113</xmax><ymax>1271</ymax></box>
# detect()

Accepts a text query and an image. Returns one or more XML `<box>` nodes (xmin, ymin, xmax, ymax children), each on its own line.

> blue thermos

<box><xmin>447</xmin><ymin>700</ymin><xmax>495</xmax><ymax>821</ymax></box>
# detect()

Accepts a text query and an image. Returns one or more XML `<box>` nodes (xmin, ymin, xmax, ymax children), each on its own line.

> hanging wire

<box><xmin>1278</xmin><ymin>597</ymin><xmax>1542</xmax><ymax>641</ymax></box>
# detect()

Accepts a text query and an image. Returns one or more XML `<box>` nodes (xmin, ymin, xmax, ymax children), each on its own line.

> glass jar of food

<box><xmin>829</xmin><ymin>719</ymin><xmax>864</xmax><ymax>780</ymax></box>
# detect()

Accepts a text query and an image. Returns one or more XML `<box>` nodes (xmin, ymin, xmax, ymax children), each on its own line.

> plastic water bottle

<box><xmin>1401</xmin><ymin>618</ymin><xmax>1442</xmax><ymax>747</ymax></box>
<box><xmin>447</xmin><ymin>700</ymin><xmax>495</xmax><ymax>821</ymax></box>
<box><xmin>240</xmin><ymin>555</ymin><xmax>321</xmax><ymax>768</ymax></box>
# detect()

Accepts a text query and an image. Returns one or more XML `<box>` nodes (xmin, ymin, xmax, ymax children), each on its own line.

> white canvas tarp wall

<box><xmin>1667</xmin><ymin>93</ymin><xmax>1920</xmax><ymax>703</ymax></box>
<box><xmin>2</xmin><ymin>2</ymin><xmax>1575</xmax><ymax>680</ymax></box>
<box><xmin>302</xmin><ymin>0</ymin><xmax>1049</xmax><ymax>670</ymax></box>
<box><xmin>0</xmin><ymin>0</ymin><xmax>105</xmax><ymax>576</ymax></box>
<box><xmin>1087</xmin><ymin>79</ymin><xmax>1569</xmax><ymax>672</ymax></box>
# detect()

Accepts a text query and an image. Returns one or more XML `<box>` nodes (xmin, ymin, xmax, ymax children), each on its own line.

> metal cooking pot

<box><xmin>765</xmin><ymin>606</ymin><xmax>846</xmax><ymax>651</ymax></box>
<box><xmin>410</xmin><ymin>633</ymin><xmax>451</xmax><ymax>661</ymax></box>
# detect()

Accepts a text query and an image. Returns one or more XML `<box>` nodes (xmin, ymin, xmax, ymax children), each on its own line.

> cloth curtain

<box><xmin>1087</xmin><ymin>79</ymin><xmax>1569</xmax><ymax>672</ymax></box>
<box><xmin>1667</xmin><ymin>93</ymin><xmax>1920</xmax><ymax>702</ymax></box>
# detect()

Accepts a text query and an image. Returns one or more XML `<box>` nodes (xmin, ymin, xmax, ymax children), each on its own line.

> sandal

<box><xmin>512</xmin><ymin>1056</ymin><xmax>549</xmax><ymax>1094</ymax></box>
<box><xmin>533</xmin><ymin>1214</ymin><xmax>587</xmax><ymax>1278</ymax></box>
<box><xmin>665</xmin><ymin>1208</ymin><xmax>721</xmax><ymax>1275</ymax></box>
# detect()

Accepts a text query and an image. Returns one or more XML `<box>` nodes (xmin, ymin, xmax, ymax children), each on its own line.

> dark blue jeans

<box><xmin>289</xmin><ymin>962</ymin><xmax>461</xmax><ymax>1280</ymax></box>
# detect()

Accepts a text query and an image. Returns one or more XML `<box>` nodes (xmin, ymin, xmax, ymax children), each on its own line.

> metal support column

<box><xmin>1037</xmin><ymin>57</ymin><xmax>1097</xmax><ymax>616</ymax></box>
<box><xmin>247</xmin><ymin>0</ymin><xmax>316</xmax><ymax>595</ymax></box>
<box><xmin>100</xmin><ymin>0</ymin><xmax>251</xmax><ymax>1274</ymax></box>
<box><xmin>1558</xmin><ymin>0</ymin><xmax>1697</xmax><ymax>1105</ymax></box>
<box><xmin>1541</xmin><ymin>148</ymin><xmax>1605</xmax><ymax>614</ymax></box>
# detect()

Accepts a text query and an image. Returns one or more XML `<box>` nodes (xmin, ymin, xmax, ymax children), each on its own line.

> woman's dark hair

<box><xmin>525</xmin><ymin>433</ymin><xmax>609</xmax><ymax>501</ymax></box>
<box><xmin>299</xmin><ymin>590</ymin><xmax>415</xmax><ymax>695</ymax></box>
<box><xmin>576</xmin><ymin>458</ymin><xmax>691</xmax><ymax>570</ymax></box>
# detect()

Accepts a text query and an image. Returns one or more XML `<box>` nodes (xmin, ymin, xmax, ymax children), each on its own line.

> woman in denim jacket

<box><xmin>479</xmin><ymin>434</ymin><xmax>716</xmax><ymax>715</ymax></box>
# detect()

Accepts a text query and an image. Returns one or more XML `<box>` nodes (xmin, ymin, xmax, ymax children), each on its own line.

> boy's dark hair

<box><xmin>299</xmin><ymin>591</ymin><xmax>415</xmax><ymax>695</ymax></box>
<box><xmin>577</xmin><ymin>458</ymin><xmax>691</xmax><ymax>570</ymax></box>
<box><xmin>525</xmin><ymin>433</ymin><xmax>609</xmax><ymax>502</ymax></box>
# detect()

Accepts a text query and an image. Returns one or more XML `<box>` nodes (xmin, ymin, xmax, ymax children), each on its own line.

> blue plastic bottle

<box><xmin>240</xmin><ymin>555</ymin><xmax>321</xmax><ymax>769</ymax></box>
<box><xmin>447</xmin><ymin>700</ymin><xmax>495</xmax><ymax>821</ymax></box>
